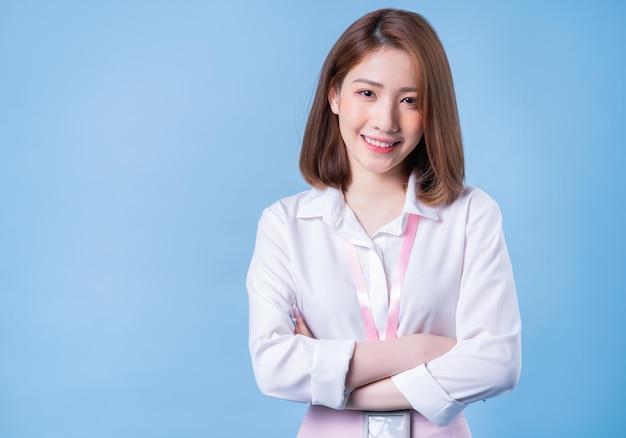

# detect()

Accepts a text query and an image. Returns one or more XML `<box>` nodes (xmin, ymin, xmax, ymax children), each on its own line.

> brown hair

<box><xmin>299</xmin><ymin>8</ymin><xmax>465</xmax><ymax>206</ymax></box>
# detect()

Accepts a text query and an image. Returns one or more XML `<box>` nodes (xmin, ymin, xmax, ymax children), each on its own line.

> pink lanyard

<box><xmin>342</xmin><ymin>214</ymin><xmax>419</xmax><ymax>342</ymax></box>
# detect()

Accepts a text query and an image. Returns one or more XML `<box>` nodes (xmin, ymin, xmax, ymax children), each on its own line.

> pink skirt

<box><xmin>297</xmin><ymin>405</ymin><xmax>471</xmax><ymax>438</ymax></box>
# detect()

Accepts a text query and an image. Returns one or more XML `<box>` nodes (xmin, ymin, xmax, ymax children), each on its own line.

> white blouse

<box><xmin>247</xmin><ymin>174</ymin><xmax>522</xmax><ymax>426</ymax></box>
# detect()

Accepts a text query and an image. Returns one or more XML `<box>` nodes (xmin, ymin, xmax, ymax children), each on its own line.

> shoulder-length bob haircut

<box><xmin>299</xmin><ymin>8</ymin><xmax>465</xmax><ymax>206</ymax></box>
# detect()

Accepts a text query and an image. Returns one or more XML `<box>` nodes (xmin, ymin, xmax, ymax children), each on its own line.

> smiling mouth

<box><xmin>362</xmin><ymin>135</ymin><xmax>399</xmax><ymax>148</ymax></box>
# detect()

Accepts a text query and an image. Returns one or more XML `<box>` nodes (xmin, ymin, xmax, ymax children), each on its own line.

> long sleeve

<box><xmin>247</xmin><ymin>205</ymin><xmax>355</xmax><ymax>409</ymax></box>
<box><xmin>391</xmin><ymin>189</ymin><xmax>522</xmax><ymax>426</ymax></box>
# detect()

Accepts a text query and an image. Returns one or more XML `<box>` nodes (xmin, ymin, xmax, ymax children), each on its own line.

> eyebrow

<box><xmin>352</xmin><ymin>78</ymin><xmax>418</xmax><ymax>93</ymax></box>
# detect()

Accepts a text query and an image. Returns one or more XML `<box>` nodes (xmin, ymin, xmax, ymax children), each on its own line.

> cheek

<box><xmin>338</xmin><ymin>96</ymin><xmax>365</xmax><ymax>123</ymax></box>
<box><xmin>402</xmin><ymin>113</ymin><xmax>424</xmax><ymax>136</ymax></box>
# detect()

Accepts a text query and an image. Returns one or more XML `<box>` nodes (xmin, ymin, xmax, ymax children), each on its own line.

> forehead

<box><xmin>345</xmin><ymin>47</ymin><xmax>419</xmax><ymax>85</ymax></box>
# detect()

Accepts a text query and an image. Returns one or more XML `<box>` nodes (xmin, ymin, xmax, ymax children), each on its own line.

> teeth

<box><xmin>364</xmin><ymin>136</ymin><xmax>396</xmax><ymax>148</ymax></box>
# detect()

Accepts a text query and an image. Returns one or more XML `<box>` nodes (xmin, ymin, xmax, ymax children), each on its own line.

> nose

<box><xmin>370</xmin><ymin>98</ymin><xmax>399</xmax><ymax>133</ymax></box>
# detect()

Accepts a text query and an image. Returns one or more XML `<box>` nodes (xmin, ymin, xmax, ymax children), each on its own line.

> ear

<box><xmin>328</xmin><ymin>86</ymin><xmax>340</xmax><ymax>115</ymax></box>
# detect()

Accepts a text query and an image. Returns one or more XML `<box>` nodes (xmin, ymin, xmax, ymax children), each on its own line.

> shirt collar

<box><xmin>295</xmin><ymin>172</ymin><xmax>440</xmax><ymax>226</ymax></box>
<box><xmin>295</xmin><ymin>185</ymin><xmax>345</xmax><ymax>225</ymax></box>
<box><xmin>402</xmin><ymin>172</ymin><xmax>439</xmax><ymax>221</ymax></box>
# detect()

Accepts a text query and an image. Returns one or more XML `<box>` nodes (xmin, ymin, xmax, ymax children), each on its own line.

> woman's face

<box><xmin>329</xmin><ymin>47</ymin><xmax>424</xmax><ymax>182</ymax></box>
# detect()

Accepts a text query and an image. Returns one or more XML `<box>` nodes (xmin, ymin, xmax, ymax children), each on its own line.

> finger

<box><xmin>291</xmin><ymin>305</ymin><xmax>315</xmax><ymax>338</ymax></box>
<box><xmin>295</xmin><ymin>315</ymin><xmax>313</xmax><ymax>338</ymax></box>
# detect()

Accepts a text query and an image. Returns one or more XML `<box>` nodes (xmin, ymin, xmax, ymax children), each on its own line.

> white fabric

<box><xmin>247</xmin><ymin>174</ymin><xmax>522</xmax><ymax>426</ymax></box>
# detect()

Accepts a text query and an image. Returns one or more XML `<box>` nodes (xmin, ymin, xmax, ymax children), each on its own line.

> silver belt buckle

<box><xmin>363</xmin><ymin>410</ymin><xmax>411</xmax><ymax>437</ymax></box>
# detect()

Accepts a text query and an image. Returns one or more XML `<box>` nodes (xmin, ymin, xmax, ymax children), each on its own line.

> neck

<box><xmin>343</xmin><ymin>171</ymin><xmax>408</xmax><ymax>236</ymax></box>
<box><xmin>344</xmin><ymin>170</ymin><xmax>407</xmax><ymax>200</ymax></box>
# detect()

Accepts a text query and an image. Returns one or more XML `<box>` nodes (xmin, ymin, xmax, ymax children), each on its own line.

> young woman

<box><xmin>247</xmin><ymin>8</ymin><xmax>521</xmax><ymax>437</ymax></box>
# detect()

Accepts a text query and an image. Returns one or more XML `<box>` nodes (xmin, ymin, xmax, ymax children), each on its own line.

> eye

<box><xmin>358</xmin><ymin>90</ymin><xmax>375</xmax><ymax>98</ymax></box>
<box><xmin>401</xmin><ymin>96</ymin><xmax>418</xmax><ymax>105</ymax></box>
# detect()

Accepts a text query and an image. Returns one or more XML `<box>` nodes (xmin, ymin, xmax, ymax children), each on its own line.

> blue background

<box><xmin>1</xmin><ymin>0</ymin><xmax>624</xmax><ymax>436</ymax></box>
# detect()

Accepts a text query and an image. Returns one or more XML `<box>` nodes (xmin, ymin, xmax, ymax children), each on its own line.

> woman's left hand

<box><xmin>292</xmin><ymin>307</ymin><xmax>314</xmax><ymax>338</ymax></box>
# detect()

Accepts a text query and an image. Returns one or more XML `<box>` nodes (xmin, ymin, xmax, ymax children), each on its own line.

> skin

<box><xmin>329</xmin><ymin>47</ymin><xmax>425</xmax><ymax>235</ymax></box>
<box><xmin>294</xmin><ymin>310</ymin><xmax>455</xmax><ymax>410</ymax></box>
<box><xmin>296</xmin><ymin>48</ymin><xmax>457</xmax><ymax>411</ymax></box>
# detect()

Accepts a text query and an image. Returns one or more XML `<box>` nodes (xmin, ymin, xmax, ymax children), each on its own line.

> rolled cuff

<box><xmin>311</xmin><ymin>339</ymin><xmax>355</xmax><ymax>409</ymax></box>
<box><xmin>391</xmin><ymin>364</ymin><xmax>466</xmax><ymax>426</ymax></box>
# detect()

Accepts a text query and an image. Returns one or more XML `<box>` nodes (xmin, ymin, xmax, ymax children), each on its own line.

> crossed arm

<box><xmin>292</xmin><ymin>309</ymin><xmax>455</xmax><ymax>411</ymax></box>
